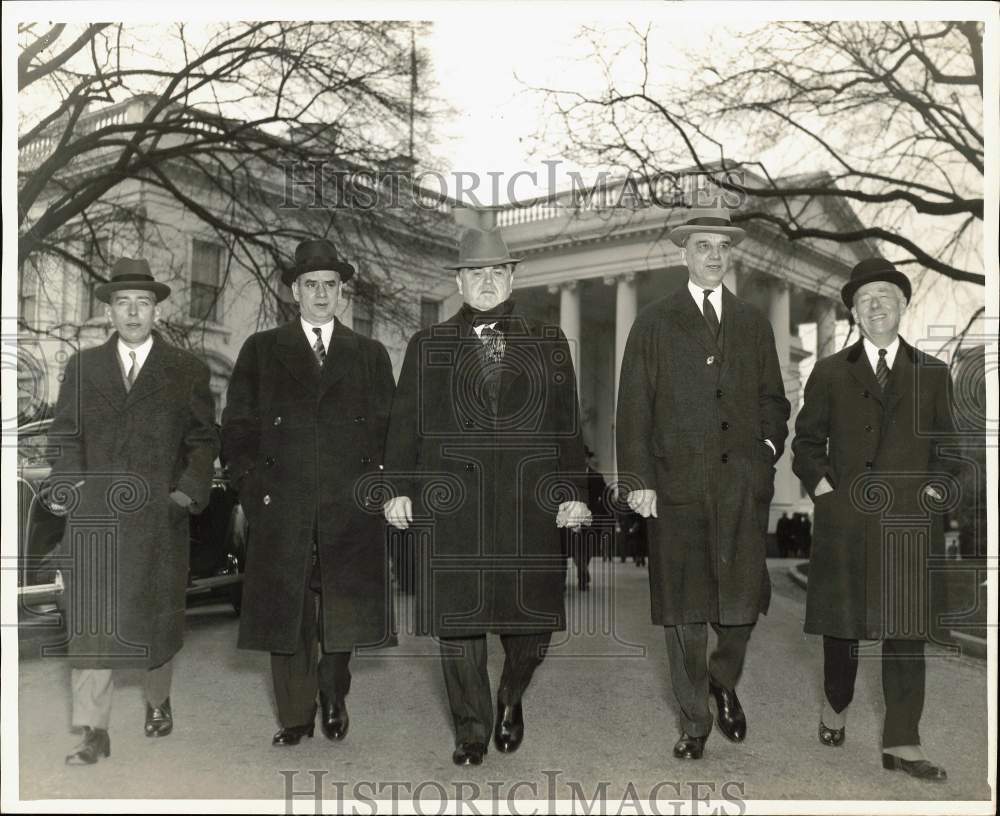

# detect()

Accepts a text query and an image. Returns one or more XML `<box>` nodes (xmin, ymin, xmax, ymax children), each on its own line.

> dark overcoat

<box><xmin>792</xmin><ymin>338</ymin><xmax>956</xmax><ymax>640</ymax></box>
<box><xmin>616</xmin><ymin>285</ymin><xmax>790</xmax><ymax>626</ymax></box>
<box><xmin>47</xmin><ymin>332</ymin><xmax>218</xmax><ymax>669</ymax></box>
<box><xmin>221</xmin><ymin>318</ymin><xmax>396</xmax><ymax>653</ymax></box>
<box><xmin>382</xmin><ymin>304</ymin><xmax>588</xmax><ymax>638</ymax></box>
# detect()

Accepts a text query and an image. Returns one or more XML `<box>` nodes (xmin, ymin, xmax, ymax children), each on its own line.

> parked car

<box><xmin>16</xmin><ymin>419</ymin><xmax>246</xmax><ymax>628</ymax></box>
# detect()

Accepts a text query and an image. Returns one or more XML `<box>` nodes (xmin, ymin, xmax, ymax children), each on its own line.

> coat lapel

<box><xmin>717</xmin><ymin>286</ymin><xmax>740</xmax><ymax>382</ymax></box>
<box><xmin>846</xmin><ymin>339</ymin><xmax>885</xmax><ymax>405</ymax></box>
<box><xmin>125</xmin><ymin>333</ymin><xmax>168</xmax><ymax>408</ymax></box>
<box><xmin>668</xmin><ymin>287</ymin><xmax>720</xmax><ymax>355</ymax></box>
<box><xmin>498</xmin><ymin>315</ymin><xmax>532</xmax><ymax>403</ymax></box>
<box><xmin>319</xmin><ymin>318</ymin><xmax>357</xmax><ymax>395</ymax></box>
<box><xmin>275</xmin><ymin>319</ymin><xmax>321</xmax><ymax>392</ymax></box>
<box><xmin>88</xmin><ymin>335</ymin><xmax>128</xmax><ymax>412</ymax></box>
<box><xmin>884</xmin><ymin>338</ymin><xmax>915</xmax><ymax>415</ymax></box>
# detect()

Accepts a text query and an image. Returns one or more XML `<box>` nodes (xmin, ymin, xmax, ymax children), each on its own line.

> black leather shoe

<box><xmin>881</xmin><ymin>753</ymin><xmax>948</xmax><ymax>782</ymax></box>
<box><xmin>272</xmin><ymin>722</ymin><xmax>315</xmax><ymax>746</ymax></box>
<box><xmin>452</xmin><ymin>741</ymin><xmax>487</xmax><ymax>766</ymax></box>
<box><xmin>494</xmin><ymin>698</ymin><xmax>525</xmax><ymax>753</ymax></box>
<box><xmin>708</xmin><ymin>677</ymin><xmax>747</xmax><ymax>742</ymax></box>
<box><xmin>818</xmin><ymin>721</ymin><xmax>845</xmax><ymax>747</ymax></box>
<box><xmin>144</xmin><ymin>697</ymin><xmax>173</xmax><ymax>737</ymax></box>
<box><xmin>65</xmin><ymin>727</ymin><xmax>111</xmax><ymax>765</ymax></box>
<box><xmin>320</xmin><ymin>693</ymin><xmax>349</xmax><ymax>741</ymax></box>
<box><xmin>673</xmin><ymin>732</ymin><xmax>707</xmax><ymax>760</ymax></box>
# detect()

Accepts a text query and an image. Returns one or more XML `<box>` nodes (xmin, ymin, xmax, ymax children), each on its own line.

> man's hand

<box><xmin>169</xmin><ymin>490</ymin><xmax>193</xmax><ymax>510</ymax></box>
<box><xmin>627</xmin><ymin>489</ymin><xmax>658</xmax><ymax>519</ymax></box>
<box><xmin>37</xmin><ymin>480</ymin><xmax>84</xmax><ymax>517</ymax></box>
<box><xmin>814</xmin><ymin>477</ymin><xmax>834</xmax><ymax>497</ymax></box>
<box><xmin>384</xmin><ymin>496</ymin><xmax>413</xmax><ymax>530</ymax></box>
<box><xmin>556</xmin><ymin>500</ymin><xmax>591</xmax><ymax>530</ymax></box>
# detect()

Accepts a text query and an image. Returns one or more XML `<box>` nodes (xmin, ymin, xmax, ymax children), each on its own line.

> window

<box><xmin>353</xmin><ymin>298</ymin><xmax>374</xmax><ymax>338</ymax></box>
<box><xmin>81</xmin><ymin>237</ymin><xmax>109</xmax><ymax>321</ymax></box>
<box><xmin>420</xmin><ymin>297</ymin><xmax>440</xmax><ymax>328</ymax></box>
<box><xmin>190</xmin><ymin>239</ymin><xmax>223</xmax><ymax>321</ymax></box>
<box><xmin>19</xmin><ymin>269</ymin><xmax>38</xmax><ymax>323</ymax></box>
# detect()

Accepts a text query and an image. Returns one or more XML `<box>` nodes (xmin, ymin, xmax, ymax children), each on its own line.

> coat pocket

<box><xmin>651</xmin><ymin>431</ymin><xmax>704</xmax><ymax>505</ymax></box>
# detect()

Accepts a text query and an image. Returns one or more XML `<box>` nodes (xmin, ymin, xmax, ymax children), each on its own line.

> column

<box><xmin>815</xmin><ymin>297</ymin><xmax>838</xmax><ymax>360</ymax></box>
<box><xmin>767</xmin><ymin>279</ymin><xmax>794</xmax><ymax>526</ymax></box>
<box><xmin>549</xmin><ymin>281</ymin><xmax>581</xmax><ymax>373</ymax></box>
<box><xmin>605</xmin><ymin>273</ymin><xmax>637</xmax><ymax>397</ymax></box>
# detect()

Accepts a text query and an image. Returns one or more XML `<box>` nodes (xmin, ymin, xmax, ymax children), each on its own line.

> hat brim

<box><xmin>669</xmin><ymin>224</ymin><xmax>746</xmax><ymax>247</ymax></box>
<box><xmin>841</xmin><ymin>270</ymin><xmax>912</xmax><ymax>309</ymax></box>
<box><xmin>444</xmin><ymin>256</ymin><xmax>522</xmax><ymax>271</ymax></box>
<box><xmin>94</xmin><ymin>281</ymin><xmax>171</xmax><ymax>303</ymax></box>
<box><xmin>282</xmin><ymin>259</ymin><xmax>355</xmax><ymax>287</ymax></box>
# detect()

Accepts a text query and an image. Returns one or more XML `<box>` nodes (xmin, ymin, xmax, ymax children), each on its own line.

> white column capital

<box><xmin>602</xmin><ymin>272</ymin><xmax>636</xmax><ymax>287</ymax></box>
<box><xmin>547</xmin><ymin>280</ymin><xmax>578</xmax><ymax>295</ymax></box>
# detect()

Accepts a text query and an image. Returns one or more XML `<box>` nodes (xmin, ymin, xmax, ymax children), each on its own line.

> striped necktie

<box><xmin>126</xmin><ymin>351</ymin><xmax>138</xmax><ymax>392</ymax></box>
<box><xmin>312</xmin><ymin>327</ymin><xmax>326</xmax><ymax>366</ymax></box>
<box><xmin>875</xmin><ymin>348</ymin><xmax>889</xmax><ymax>390</ymax></box>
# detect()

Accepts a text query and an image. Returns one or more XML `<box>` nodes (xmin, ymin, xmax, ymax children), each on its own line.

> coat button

<box><xmin>464</xmin><ymin>463</ymin><xmax>477</xmax><ymax>472</ymax></box>
<box><xmin>265</xmin><ymin>456</ymin><xmax>275</xmax><ymax>466</ymax></box>
<box><xmin>361</xmin><ymin>455</ymin><xmax>373</xmax><ymax>465</ymax></box>
<box><xmin>273</xmin><ymin>416</ymin><xmax>282</xmax><ymax>426</ymax></box>
<box><xmin>721</xmin><ymin>421</ymin><xmax>729</xmax><ymax>431</ymax></box>
<box><xmin>464</xmin><ymin>419</ymin><xmax>474</xmax><ymax>428</ymax></box>
<box><xmin>862</xmin><ymin>391</ymin><xmax>870</xmax><ymax>399</ymax></box>
<box><xmin>865</xmin><ymin>461</ymin><xmax>873</xmax><ymax>469</ymax></box>
<box><xmin>865</xmin><ymin>425</ymin><xmax>873</xmax><ymax>433</ymax></box>
<box><xmin>716</xmin><ymin>389</ymin><xmax>724</xmax><ymax>398</ymax></box>
<box><xmin>263</xmin><ymin>494</ymin><xmax>272</xmax><ymax>505</ymax></box>
<box><xmin>720</xmin><ymin>453</ymin><xmax>729</xmax><ymax>463</ymax></box>
<box><xmin>354</xmin><ymin>416</ymin><xmax>366</xmax><ymax>424</ymax></box>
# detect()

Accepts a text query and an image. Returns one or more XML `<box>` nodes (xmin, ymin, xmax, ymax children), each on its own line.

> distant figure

<box><xmin>776</xmin><ymin>512</ymin><xmax>793</xmax><ymax>558</ymax></box>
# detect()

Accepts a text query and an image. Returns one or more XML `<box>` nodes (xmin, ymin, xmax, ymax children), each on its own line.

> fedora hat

<box><xmin>841</xmin><ymin>258</ymin><xmax>911</xmax><ymax>309</ymax></box>
<box><xmin>669</xmin><ymin>208</ymin><xmax>746</xmax><ymax>247</ymax></box>
<box><xmin>282</xmin><ymin>238</ymin><xmax>355</xmax><ymax>287</ymax></box>
<box><xmin>94</xmin><ymin>258</ymin><xmax>171</xmax><ymax>303</ymax></box>
<box><xmin>444</xmin><ymin>227</ymin><xmax>522</xmax><ymax>270</ymax></box>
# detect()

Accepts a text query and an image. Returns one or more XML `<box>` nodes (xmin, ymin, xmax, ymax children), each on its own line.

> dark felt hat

<box><xmin>444</xmin><ymin>227</ymin><xmax>522</xmax><ymax>270</ymax></box>
<box><xmin>669</xmin><ymin>208</ymin><xmax>746</xmax><ymax>247</ymax></box>
<box><xmin>282</xmin><ymin>238</ymin><xmax>355</xmax><ymax>286</ymax></box>
<box><xmin>94</xmin><ymin>258</ymin><xmax>171</xmax><ymax>303</ymax></box>
<box><xmin>841</xmin><ymin>258</ymin><xmax>911</xmax><ymax>309</ymax></box>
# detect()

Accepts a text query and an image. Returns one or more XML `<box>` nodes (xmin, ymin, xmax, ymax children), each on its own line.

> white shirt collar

<box><xmin>862</xmin><ymin>335</ymin><xmax>900</xmax><ymax>371</ymax></box>
<box><xmin>687</xmin><ymin>279</ymin><xmax>722</xmax><ymax>319</ymax></box>
<box><xmin>117</xmin><ymin>335</ymin><xmax>154</xmax><ymax>372</ymax></box>
<box><xmin>472</xmin><ymin>321</ymin><xmax>497</xmax><ymax>337</ymax></box>
<box><xmin>301</xmin><ymin>317</ymin><xmax>335</xmax><ymax>352</ymax></box>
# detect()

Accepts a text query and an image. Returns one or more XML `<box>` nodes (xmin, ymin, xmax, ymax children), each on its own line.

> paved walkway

<box><xmin>12</xmin><ymin>559</ymin><xmax>992</xmax><ymax>807</ymax></box>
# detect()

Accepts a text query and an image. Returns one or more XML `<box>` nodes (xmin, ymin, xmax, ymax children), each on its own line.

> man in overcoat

<box><xmin>44</xmin><ymin>258</ymin><xmax>218</xmax><ymax>765</ymax></box>
<box><xmin>792</xmin><ymin>259</ymin><xmax>955</xmax><ymax>781</ymax></box>
<box><xmin>222</xmin><ymin>238</ymin><xmax>396</xmax><ymax>746</ymax></box>
<box><xmin>616</xmin><ymin>208</ymin><xmax>790</xmax><ymax>760</ymax></box>
<box><xmin>383</xmin><ymin>226</ymin><xmax>590</xmax><ymax>766</ymax></box>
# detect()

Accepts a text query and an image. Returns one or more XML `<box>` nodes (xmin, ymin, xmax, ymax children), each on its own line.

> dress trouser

<box><xmin>439</xmin><ymin>632</ymin><xmax>552</xmax><ymax>745</ymax></box>
<box><xmin>271</xmin><ymin>561</ymin><xmax>351</xmax><ymax>729</ymax></box>
<box><xmin>823</xmin><ymin>635</ymin><xmax>925</xmax><ymax>748</ymax></box>
<box><xmin>663</xmin><ymin>622</ymin><xmax>754</xmax><ymax>738</ymax></box>
<box><xmin>71</xmin><ymin>659</ymin><xmax>173</xmax><ymax>730</ymax></box>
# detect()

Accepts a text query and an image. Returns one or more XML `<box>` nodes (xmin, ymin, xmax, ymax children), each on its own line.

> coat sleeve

<box><xmin>382</xmin><ymin>333</ymin><xmax>421</xmax><ymax>500</ymax></box>
<box><xmin>221</xmin><ymin>335</ymin><xmax>262</xmax><ymax>487</ymax></box>
<box><xmin>792</xmin><ymin>361</ymin><xmax>833</xmax><ymax>497</ymax></box>
<box><xmin>368</xmin><ymin>340</ymin><xmax>396</xmax><ymax>465</ymax></box>
<box><xmin>47</xmin><ymin>351</ymin><xmax>85</xmax><ymax>477</ymax></box>
<box><xmin>928</xmin><ymin>362</ymin><xmax>959</xmax><ymax>479</ymax></box>
<box><xmin>615</xmin><ymin>315</ymin><xmax>658</xmax><ymax>492</ymax></box>
<box><xmin>757</xmin><ymin>317</ymin><xmax>791</xmax><ymax>459</ymax></box>
<box><xmin>552</xmin><ymin>327</ymin><xmax>588</xmax><ymax>503</ymax></box>
<box><xmin>174</xmin><ymin>359</ymin><xmax>220</xmax><ymax>510</ymax></box>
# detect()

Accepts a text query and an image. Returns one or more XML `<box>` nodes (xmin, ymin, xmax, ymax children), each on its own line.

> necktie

<box><xmin>312</xmin><ymin>327</ymin><xmax>326</xmax><ymax>366</ymax></box>
<box><xmin>480</xmin><ymin>324</ymin><xmax>505</xmax><ymax>364</ymax></box>
<box><xmin>876</xmin><ymin>348</ymin><xmax>889</xmax><ymax>390</ymax></box>
<box><xmin>126</xmin><ymin>351</ymin><xmax>137</xmax><ymax>392</ymax></box>
<box><xmin>702</xmin><ymin>289</ymin><xmax>720</xmax><ymax>337</ymax></box>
